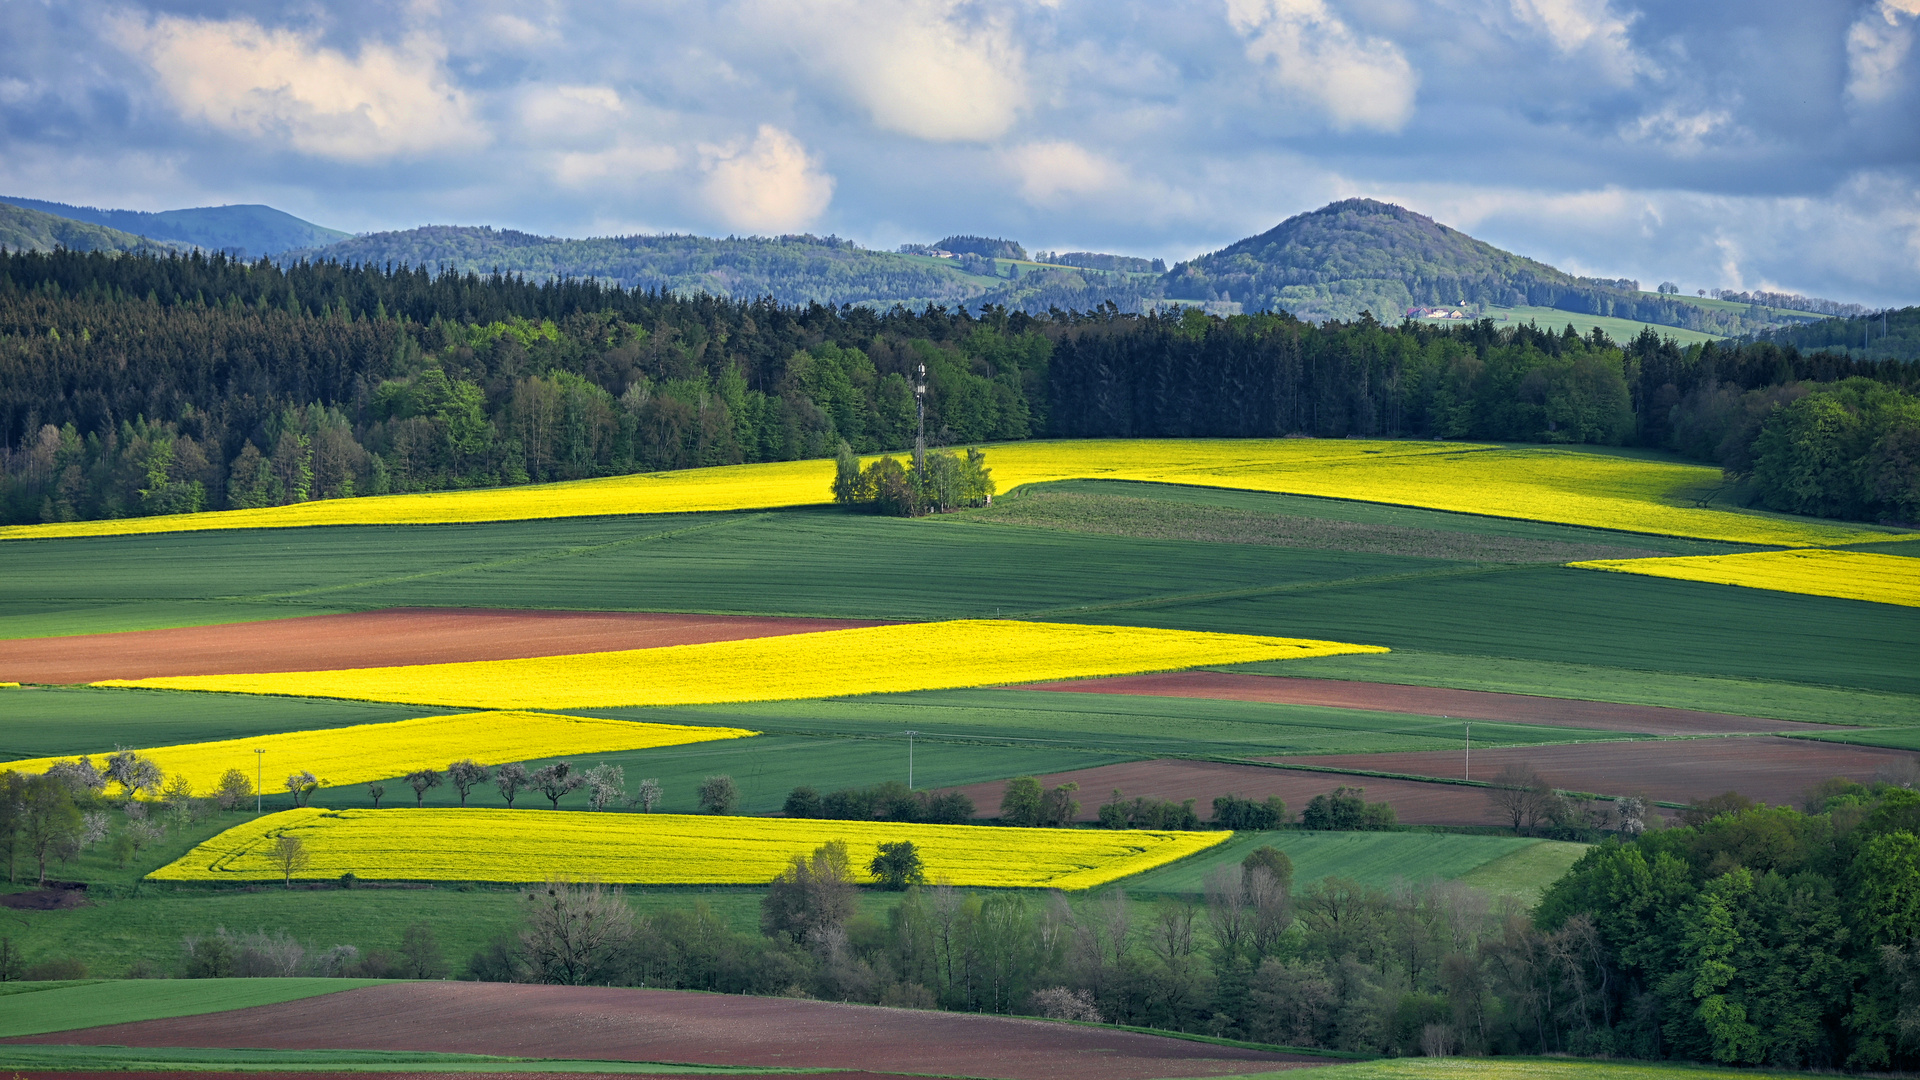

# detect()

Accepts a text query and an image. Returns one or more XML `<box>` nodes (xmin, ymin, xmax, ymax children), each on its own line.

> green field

<box><xmin>1267</xmin><ymin>1059</ymin><xmax>1829</xmax><ymax>1080</ymax></box>
<box><xmin>1419</xmin><ymin>305</ymin><xmax>1722</xmax><ymax>345</ymax></box>
<box><xmin>1227</xmin><ymin>650</ymin><xmax>1920</xmax><ymax>727</ymax></box>
<box><xmin>0</xmin><ymin>977</ymin><xmax>379</xmax><ymax>1036</ymax></box>
<box><xmin>0</xmin><ymin>686</ymin><xmax>458</xmax><ymax>761</ymax></box>
<box><xmin>1118</xmin><ymin>830</ymin><xmax>1576</xmax><ymax>896</ymax></box>
<box><xmin>1786</xmin><ymin>727</ymin><xmax>1920</xmax><ymax>751</ymax></box>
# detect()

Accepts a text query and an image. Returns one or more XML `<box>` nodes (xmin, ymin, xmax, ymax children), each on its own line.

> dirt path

<box><xmin>1269</xmin><ymin>736</ymin><xmax>1918</xmax><ymax>808</ymax></box>
<box><xmin>1</xmin><ymin>609</ymin><xmax>889</xmax><ymax>684</ymax></box>
<box><xmin>11</xmin><ymin>983</ymin><xmax>1330</xmax><ymax>1080</ymax></box>
<box><xmin>1013</xmin><ymin>671</ymin><xmax>1830</xmax><ymax>736</ymax></box>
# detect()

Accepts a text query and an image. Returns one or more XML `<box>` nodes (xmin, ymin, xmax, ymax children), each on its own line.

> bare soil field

<box><xmin>14</xmin><ymin>982</ymin><xmax>1329</xmax><ymax>1080</ymax></box>
<box><xmin>10</xmin><ymin>1074</ymin><xmax>910</xmax><ymax>1080</ymax></box>
<box><xmin>943</xmin><ymin>759</ymin><xmax>1496</xmax><ymax>826</ymax></box>
<box><xmin>1013</xmin><ymin>671</ymin><xmax>1827</xmax><ymax>736</ymax></box>
<box><xmin>0</xmin><ymin>609</ymin><xmax>888</xmax><ymax>684</ymax></box>
<box><xmin>1271</xmin><ymin>736</ymin><xmax>1920</xmax><ymax>808</ymax></box>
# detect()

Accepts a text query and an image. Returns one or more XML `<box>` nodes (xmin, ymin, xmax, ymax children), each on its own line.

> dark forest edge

<box><xmin>1</xmin><ymin>248</ymin><xmax>1915</xmax><ymax>528</ymax></box>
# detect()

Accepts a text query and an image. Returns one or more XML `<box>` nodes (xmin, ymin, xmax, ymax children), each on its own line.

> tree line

<box><xmin>1</xmin><ymin>248</ymin><xmax>1914</xmax><ymax>527</ymax></box>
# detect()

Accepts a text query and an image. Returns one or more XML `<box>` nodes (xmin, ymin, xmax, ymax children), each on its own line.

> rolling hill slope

<box><xmin>0</xmin><ymin>202</ymin><xmax>184</xmax><ymax>255</ymax></box>
<box><xmin>0</xmin><ymin>197</ymin><xmax>347</xmax><ymax>256</ymax></box>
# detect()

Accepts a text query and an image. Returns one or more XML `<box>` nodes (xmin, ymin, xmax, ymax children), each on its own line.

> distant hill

<box><xmin>1749</xmin><ymin>306</ymin><xmax>1920</xmax><ymax>362</ymax></box>
<box><xmin>286</xmin><ymin>226</ymin><xmax>1007</xmax><ymax>308</ymax></box>
<box><xmin>1160</xmin><ymin>199</ymin><xmax>1830</xmax><ymax>336</ymax></box>
<box><xmin>0</xmin><ymin>196</ymin><xmax>347</xmax><ymax>256</ymax></box>
<box><xmin>0</xmin><ymin>202</ymin><xmax>184</xmax><ymax>255</ymax></box>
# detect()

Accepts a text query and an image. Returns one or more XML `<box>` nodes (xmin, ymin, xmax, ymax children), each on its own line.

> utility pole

<box><xmin>913</xmin><ymin>362</ymin><xmax>927</xmax><ymax>475</ymax></box>
<box><xmin>254</xmin><ymin>748</ymin><xmax>265</xmax><ymax>814</ymax></box>
<box><xmin>904</xmin><ymin>730</ymin><xmax>920</xmax><ymax>789</ymax></box>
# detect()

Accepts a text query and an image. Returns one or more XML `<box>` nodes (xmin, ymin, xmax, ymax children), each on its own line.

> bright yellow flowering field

<box><xmin>99</xmin><ymin>619</ymin><xmax>1386</xmax><ymax>710</ymax></box>
<box><xmin>2</xmin><ymin>712</ymin><xmax>756</xmax><ymax>794</ymax></box>
<box><xmin>149</xmin><ymin>807</ymin><xmax>1230</xmax><ymax>889</ymax></box>
<box><xmin>6</xmin><ymin>439</ymin><xmax>1904</xmax><ymax>547</ymax></box>
<box><xmin>1569</xmin><ymin>549</ymin><xmax>1920</xmax><ymax>607</ymax></box>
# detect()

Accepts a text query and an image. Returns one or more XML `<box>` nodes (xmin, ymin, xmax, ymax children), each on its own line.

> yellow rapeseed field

<box><xmin>0</xmin><ymin>712</ymin><xmax>756</xmax><ymax>794</ymax></box>
<box><xmin>6</xmin><ymin>439</ymin><xmax>1905</xmax><ymax>547</ymax></box>
<box><xmin>1569</xmin><ymin>549</ymin><xmax>1920</xmax><ymax>607</ymax></box>
<box><xmin>100</xmin><ymin>620</ymin><xmax>1385</xmax><ymax>710</ymax></box>
<box><xmin>149</xmin><ymin>807</ymin><xmax>1231</xmax><ymax>889</ymax></box>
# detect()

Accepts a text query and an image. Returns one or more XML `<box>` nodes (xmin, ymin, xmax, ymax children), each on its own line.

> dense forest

<box><xmin>0</xmin><ymin>248</ymin><xmax>1914</xmax><ymax>526</ymax></box>
<box><xmin>1750</xmin><ymin>306</ymin><xmax>1920</xmax><ymax>364</ymax></box>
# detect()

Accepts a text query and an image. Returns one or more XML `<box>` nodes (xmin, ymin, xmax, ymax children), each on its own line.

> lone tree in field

<box><xmin>285</xmin><ymin>770</ymin><xmax>320</xmax><ymax>807</ymax></box>
<box><xmin>495</xmin><ymin>762</ymin><xmax>530</xmax><ymax>807</ymax></box>
<box><xmin>519</xmin><ymin>878</ymin><xmax>634</xmax><ymax>985</ymax></box>
<box><xmin>531</xmin><ymin>762</ymin><xmax>585</xmax><ymax>809</ymax></box>
<box><xmin>268</xmin><ymin>834</ymin><xmax>310</xmax><ymax>888</ymax></box>
<box><xmin>869</xmin><ymin>840</ymin><xmax>926</xmax><ymax>890</ymax></box>
<box><xmin>635</xmin><ymin>778</ymin><xmax>662</xmax><ymax>813</ymax></box>
<box><xmin>583</xmin><ymin>764</ymin><xmax>625</xmax><ymax>811</ymax></box>
<box><xmin>215</xmin><ymin>768</ymin><xmax>254</xmax><ymax>812</ymax></box>
<box><xmin>406</xmin><ymin>767</ymin><xmax>445</xmax><ymax>807</ymax></box>
<box><xmin>447</xmin><ymin>760</ymin><xmax>491</xmax><ymax>806</ymax></box>
<box><xmin>105</xmin><ymin>750</ymin><xmax>164</xmax><ymax>802</ymax></box>
<box><xmin>1487</xmin><ymin>764</ymin><xmax>1557</xmax><ymax>832</ymax></box>
<box><xmin>367</xmin><ymin>783</ymin><xmax>386</xmax><ymax>808</ymax></box>
<box><xmin>1001</xmin><ymin>776</ymin><xmax>1043</xmax><ymax>826</ymax></box>
<box><xmin>697</xmin><ymin>775</ymin><xmax>738</xmax><ymax>815</ymax></box>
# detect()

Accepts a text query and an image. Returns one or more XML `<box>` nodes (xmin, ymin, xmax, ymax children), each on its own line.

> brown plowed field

<box><xmin>0</xmin><ymin>609</ymin><xmax>889</xmax><ymax>684</ymax></box>
<box><xmin>1270</xmin><ymin>736</ymin><xmax>1920</xmax><ymax>808</ymax></box>
<box><xmin>12</xmin><ymin>983</ymin><xmax>1329</xmax><ymax>1080</ymax></box>
<box><xmin>7</xmin><ymin>1074</ymin><xmax>908</xmax><ymax>1080</ymax></box>
<box><xmin>1012</xmin><ymin>671</ymin><xmax>1829</xmax><ymax>736</ymax></box>
<box><xmin>942</xmin><ymin>759</ymin><xmax>1497</xmax><ymax>826</ymax></box>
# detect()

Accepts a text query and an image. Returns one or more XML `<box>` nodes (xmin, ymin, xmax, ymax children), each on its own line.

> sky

<box><xmin>2</xmin><ymin>0</ymin><xmax>1918</xmax><ymax>306</ymax></box>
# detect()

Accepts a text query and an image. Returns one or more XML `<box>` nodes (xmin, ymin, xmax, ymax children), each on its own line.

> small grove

<box><xmin>3</xmin><ymin>248</ymin><xmax>1915</xmax><ymax>527</ymax></box>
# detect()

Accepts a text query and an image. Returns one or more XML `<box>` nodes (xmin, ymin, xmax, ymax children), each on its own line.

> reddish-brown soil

<box><xmin>942</xmin><ymin>759</ymin><xmax>1499</xmax><ymax>826</ymax></box>
<box><xmin>1012</xmin><ymin>671</ymin><xmax>1831</xmax><ymax>736</ymax></box>
<box><xmin>13</xmin><ymin>1075</ymin><xmax>914</xmax><ymax>1080</ymax></box>
<box><xmin>12</xmin><ymin>983</ymin><xmax>1329</xmax><ymax>1080</ymax></box>
<box><xmin>1270</xmin><ymin>736</ymin><xmax>1920</xmax><ymax>808</ymax></box>
<box><xmin>0</xmin><ymin>609</ymin><xmax>889</xmax><ymax>684</ymax></box>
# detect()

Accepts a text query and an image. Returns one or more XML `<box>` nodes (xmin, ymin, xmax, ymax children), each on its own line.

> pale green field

<box><xmin>1416</xmin><ymin>306</ymin><xmax>1721</xmax><ymax>345</ymax></box>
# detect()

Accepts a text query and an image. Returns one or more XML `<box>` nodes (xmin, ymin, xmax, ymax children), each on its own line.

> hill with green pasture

<box><xmin>0</xmin><ymin>202</ymin><xmax>183</xmax><ymax>255</ymax></box>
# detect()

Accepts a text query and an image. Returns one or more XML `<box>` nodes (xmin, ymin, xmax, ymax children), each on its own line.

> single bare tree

<box><xmin>635</xmin><ymin>778</ymin><xmax>662</xmax><ymax>813</ymax></box>
<box><xmin>447</xmin><ymin>759</ymin><xmax>491</xmax><ymax>806</ymax></box>
<box><xmin>582</xmin><ymin>764</ymin><xmax>625</xmax><ymax>811</ymax></box>
<box><xmin>406</xmin><ymin>767</ymin><xmax>444</xmax><ymax>807</ymax></box>
<box><xmin>518</xmin><ymin>878</ymin><xmax>633</xmax><ymax>984</ymax></box>
<box><xmin>531</xmin><ymin>763</ymin><xmax>584</xmax><ymax>809</ymax></box>
<box><xmin>285</xmin><ymin>770</ymin><xmax>320</xmax><ymax>807</ymax></box>
<box><xmin>495</xmin><ymin>762</ymin><xmax>530</xmax><ymax>807</ymax></box>
<box><xmin>367</xmin><ymin>782</ymin><xmax>387</xmax><ymax>808</ymax></box>
<box><xmin>268</xmin><ymin>834</ymin><xmax>311</xmax><ymax>888</ymax></box>
<box><xmin>1487</xmin><ymin>763</ymin><xmax>1551</xmax><ymax>832</ymax></box>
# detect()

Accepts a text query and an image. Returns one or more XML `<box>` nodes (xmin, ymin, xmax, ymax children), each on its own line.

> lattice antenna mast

<box><xmin>913</xmin><ymin>361</ymin><xmax>927</xmax><ymax>475</ymax></box>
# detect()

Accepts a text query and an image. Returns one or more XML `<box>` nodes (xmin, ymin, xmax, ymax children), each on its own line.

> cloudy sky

<box><xmin>3</xmin><ymin>0</ymin><xmax>1917</xmax><ymax>305</ymax></box>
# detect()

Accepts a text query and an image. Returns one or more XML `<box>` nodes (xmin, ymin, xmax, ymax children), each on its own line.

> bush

<box><xmin>1099</xmin><ymin>790</ymin><xmax>1202</xmax><ymax>830</ymax></box>
<box><xmin>22</xmin><ymin>956</ymin><xmax>86</xmax><ymax>980</ymax></box>
<box><xmin>784</xmin><ymin>786</ymin><xmax>821</xmax><ymax>817</ymax></box>
<box><xmin>1301</xmin><ymin>786</ymin><xmax>1396</xmax><ymax>831</ymax></box>
<box><xmin>697</xmin><ymin>775</ymin><xmax>739</xmax><ymax>814</ymax></box>
<box><xmin>1213</xmin><ymin>793</ymin><xmax>1288</xmax><ymax>830</ymax></box>
<box><xmin>785</xmin><ymin>783</ymin><xmax>974</xmax><ymax>824</ymax></box>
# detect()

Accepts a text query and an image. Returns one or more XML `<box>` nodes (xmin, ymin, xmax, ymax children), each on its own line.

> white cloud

<box><xmin>110</xmin><ymin>13</ymin><xmax>485</xmax><ymax>161</ymax></box>
<box><xmin>1224</xmin><ymin>0</ymin><xmax>1419</xmax><ymax>132</ymax></box>
<box><xmin>1508</xmin><ymin>0</ymin><xmax>1648</xmax><ymax>85</ymax></box>
<box><xmin>1620</xmin><ymin>105</ymin><xmax>1736</xmax><ymax>155</ymax></box>
<box><xmin>1003</xmin><ymin>140</ymin><xmax>1118</xmax><ymax>204</ymax></box>
<box><xmin>746</xmin><ymin>0</ymin><xmax>1029</xmax><ymax>141</ymax></box>
<box><xmin>700</xmin><ymin>125</ymin><xmax>835</xmax><ymax>232</ymax></box>
<box><xmin>1848</xmin><ymin>0</ymin><xmax>1920</xmax><ymax>104</ymax></box>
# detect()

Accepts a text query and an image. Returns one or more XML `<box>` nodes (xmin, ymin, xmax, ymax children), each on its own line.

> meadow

<box><xmin>104</xmin><ymin>620</ymin><xmax>1385</xmax><ymax>710</ymax></box>
<box><xmin>0</xmin><ymin>977</ymin><xmax>380</xmax><ymax>1038</ymax></box>
<box><xmin>0</xmin><ymin>686</ymin><xmax>455</xmax><ymax>760</ymax></box>
<box><xmin>1113</xmin><ymin>829</ymin><xmax>1582</xmax><ymax>895</ymax></box>
<box><xmin>152</xmin><ymin>807</ymin><xmax>1231</xmax><ymax>889</ymax></box>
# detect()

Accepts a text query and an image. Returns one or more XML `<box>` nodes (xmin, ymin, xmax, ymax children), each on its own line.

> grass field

<box><xmin>0</xmin><ymin>977</ymin><xmax>380</xmax><ymax>1037</ymax></box>
<box><xmin>5</xmin><ymin>439</ymin><xmax>1904</xmax><ymax>546</ymax></box>
<box><xmin>1118</xmin><ymin>830</ymin><xmax>1578</xmax><ymax>896</ymax></box>
<box><xmin>0</xmin><ymin>686</ymin><xmax>460</xmax><ymax>761</ymax></box>
<box><xmin>151</xmin><ymin>808</ymin><xmax>1231</xmax><ymax>889</ymax></box>
<box><xmin>1786</xmin><ymin>727</ymin><xmax>1920</xmax><ymax>751</ymax></box>
<box><xmin>1422</xmin><ymin>305</ymin><xmax>1723</xmax><ymax>346</ymax></box>
<box><xmin>1225</xmin><ymin>649</ymin><xmax>1920</xmax><ymax>727</ymax></box>
<box><xmin>106</xmin><ymin>621</ymin><xmax>1383</xmax><ymax>710</ymax></box>
<box><xmin>1271</xmin><ymin>1059</ymin><xmax>1829</xmax><ymax>1080</ymax></box>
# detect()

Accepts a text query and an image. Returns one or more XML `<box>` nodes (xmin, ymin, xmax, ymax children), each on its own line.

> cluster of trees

<box><xmin>1300</xmin><ymin>787</ymin><xmax>1398</xmax><ymax>831</ymax></box>
<box><xmin>3</xmin><ymin>248</ymin><xmax>1913</xmax><ymax>528</ymax></box>
<box><xmin>1751</xmin><ymin>307</ymin><xmax>1917</xmax><ymax>364</ymax></box>
<box><xmin>782</xmin><ymin>781</ymin><xmax>974</xmax><ymax>824</ymax></box>
<box><xmin>0</xmin><ymin>753</ymin><xmax>254</xmax><ymax>884</ymax></box>
<box><xmin>831</xmin><ymin>443</ymin><xmax>995</xmax><ymax>515</ymax></box>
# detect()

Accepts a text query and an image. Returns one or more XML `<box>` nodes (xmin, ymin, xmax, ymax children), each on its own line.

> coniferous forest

<box><xmin>1</xmin><ymin>248</ymin><xmax>1915</xmax><ymax>526</ymax></box>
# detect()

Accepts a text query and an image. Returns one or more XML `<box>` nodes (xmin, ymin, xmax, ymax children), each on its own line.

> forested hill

<box><xmin>1750</xmin><ymin>306</ymin><xmax>1920</xmax><ymax>362</ymax></box>
<box><xmin>1</xmin><ymin>248</ymin><xmax>1914</xmax><ymax>529</ymax></box>
<box><xmin>0</xmin><ymin>197</ymin><xmax>348</xmax><ymax>257</ymax></box>
<box><xmin>0</xmin><ymin>202</ymin><xmax>185</xmax><ymax>256</ymax></box>
<box><xmin>283</xmin><ymin>227</ymin><xmax>1009</xmax><ymax>308</ymax></box>
<box><xmin>1160</xmin><ymin>199</ymin><xmax>1833</xmax><ymax>336</ymax></box>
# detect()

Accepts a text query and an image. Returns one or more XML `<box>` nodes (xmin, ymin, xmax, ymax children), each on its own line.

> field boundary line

<box><xmin>1191</xmin><ymin>754</ymin><xmax>1687</xmax><ymax>806</ymax></box>
<box><xmin>228</xmin><ymin>515</ymin><xmax>770</xmax><ymax>602</ymax></box>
